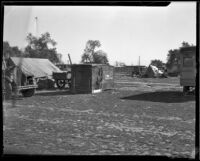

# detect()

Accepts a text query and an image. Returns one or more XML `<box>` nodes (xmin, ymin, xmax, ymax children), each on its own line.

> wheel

<box><xmin>56</xmin><ymin>79</ymin><xmax>66</xmax><ymax>89</ymax></box>
<box><xmin>65</xmin><ymin>79</ymin><xmax>72</xmax><ymax>89</ymax></box>
<box><xmin>21</xmin><ymin>89</ymin><xmax>35</xmax><ymax>97</ymax></box>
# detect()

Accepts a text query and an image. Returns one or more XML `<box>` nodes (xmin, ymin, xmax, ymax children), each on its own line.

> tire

<box><xmin>21</xmin><ymin>89</ymin><xmax>35</xmax><ymax>97</ymax></box>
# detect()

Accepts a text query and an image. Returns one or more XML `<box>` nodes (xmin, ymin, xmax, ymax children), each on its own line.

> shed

<box><xmin>70</xmin><ymin>64</ymin><xmax>114</xmax><ymax>93</ymax></box>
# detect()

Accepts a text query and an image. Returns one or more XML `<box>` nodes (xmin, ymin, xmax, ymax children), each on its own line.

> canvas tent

<box><xmin>8</xmin><ymin>57</ymin><xmax>61</xmax><ymax>79</ymax></box>
<box><xmin>143</xmin><ymin>65</ymin><xmax>164</xmax><ymax>78</ymax></box>
<box><xmin>7</xmin><ymin>57</ymin><xmax>62</xmax><ymax>89</ymax></box>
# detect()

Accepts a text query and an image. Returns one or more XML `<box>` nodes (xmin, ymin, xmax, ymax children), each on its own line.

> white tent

<box><xmin>9</xmin><ymin>57</ymin><xmax>62</xmax><ymax>79</ymax></box>
<box><xmin>143</xmin><ymin>65</ymin><xmax>163</xmax><ymax>78</ymax></box>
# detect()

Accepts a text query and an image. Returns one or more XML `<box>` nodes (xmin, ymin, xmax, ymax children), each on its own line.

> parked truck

<box><xmin>179</xmin><ymin>46</ymin><xmax>196</xmax><ymax>94</ymax></box>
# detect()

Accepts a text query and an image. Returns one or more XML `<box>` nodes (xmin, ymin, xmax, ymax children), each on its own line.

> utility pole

<box><xmin>35</xmin><ymin>17</ymin><xmax>38</xmax><ymax>37</ymax></box>
<box><xmin>138</xmin><ymin>56</ymin><xmax>141</xmax><ymax>75</ymax></box>
<box><xmin>139</xmin><ymin>56</ymin><xmax>140</xmax><ymax>66</ymax></box>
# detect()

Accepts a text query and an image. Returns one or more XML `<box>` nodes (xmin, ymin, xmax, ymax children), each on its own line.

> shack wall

<box><xmin>102</xmin><ymin>65</ymin><xmax>115</xmax><ymax>90</ymax></box>
<box><xmin>91</xmin><ymin>65</ymin><xmax>102</xmax><ymax>91</ymax></box>
<box><xmin>71</xmin><ymin>65</ymin><xmax>92</xmax><ymax>93</ymax></box>
<box><xmin>91</xmin><ymin>65</ymin><xmax>114</xmax><ymax>91</ymax></box>
<box><xmin>71</xmin><ymin>64</ymin><xmax>114</xmax><ymax>93</ymax></box>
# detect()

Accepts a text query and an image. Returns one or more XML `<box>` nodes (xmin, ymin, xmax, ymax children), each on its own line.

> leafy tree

<box><xmin>166</xmin><ymin>41</ymin><xmax>193</xmax><ymax>71</ymax></box>
<box><xmin>81</xmin><ymin>40</ymin><xmax>109</xmax><ymax>64</ymax></box>
<box><xmin>181</xmin><ymin>41</ymin><xmax>190</xmax><ymax>47</ymax></box>
<box><xmin>3</xmin><ymin>41</ymin><xmax>23</xmax><ymax>60</ymax></box>
<box><xmin>93</xmin><ymin>50</ymin><xmax>109</xmax><ymax>64</ymax></box>
<box><xmin>24</xmin><ymin>32</ymin><xmax>60</xmax><ymax>64</ymax></box>
<box><xmin>166</xmin><ymin>49</ymin><xmax>180</xmax><ymax>69</ymax></box>
<box><xmin>150</xmin><ymin>59</ymin><xmax>164</xmax><ymax>69</ymax></box>
<box><xmin>81</xmin><ymin>52</ymin><xmax>91</xmax><ymax>63</ymax></box>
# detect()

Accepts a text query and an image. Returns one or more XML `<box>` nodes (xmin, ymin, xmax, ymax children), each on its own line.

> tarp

<box><xmin>143</xmin><ymin>65</ymin><xmax>163</xmax><ymax>78</ymax></box>
<box><xmin>150</xmin><ymin>65</ymin><xmax>163</xmax><ymax>75</ymax></box>
<box><xmin>9</xmin><ymin>57</ymin><xmax>61</xmax><ymax>78</ymax></box>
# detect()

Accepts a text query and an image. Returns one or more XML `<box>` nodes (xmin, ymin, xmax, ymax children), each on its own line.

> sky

<box><xmin>3</xmin><ymin>2</ymin><xmax>196</xmax><ymax>66</ymax></box>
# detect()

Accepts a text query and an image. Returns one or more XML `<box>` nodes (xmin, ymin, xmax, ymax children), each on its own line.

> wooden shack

<box><xmin>70</xmin><ymin>64</ymin><xmax>114</xmax><ymax>93</ymax></box>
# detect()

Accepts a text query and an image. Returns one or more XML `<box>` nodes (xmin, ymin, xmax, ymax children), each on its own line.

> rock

<box><xmin>57</xmin><ymin>138</ymin><xmax>62</xmax><ymax>143</ymax></box>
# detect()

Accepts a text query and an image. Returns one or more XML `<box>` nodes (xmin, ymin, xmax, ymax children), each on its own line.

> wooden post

<box><xmin>68</xmin><ymin>54</ymin><xmax>72</xmax><ymax>65</ymax></box>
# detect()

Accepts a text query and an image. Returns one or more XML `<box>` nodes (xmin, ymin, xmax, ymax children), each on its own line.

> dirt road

<box><xmin>3</xmin><ymin>77</ymin><xmax>195</xmax><ymax>157</ymax></box>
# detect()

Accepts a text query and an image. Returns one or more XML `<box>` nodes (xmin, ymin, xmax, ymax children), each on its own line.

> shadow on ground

<box><xmin>35</xmin><ymin>90</ymin><xmax>96</xmax><ymax>96</ymax></box>
<box><xmin>121</xmin><ymin>91</ymin><xmax>195</xmax><ymax>103</ymax></box>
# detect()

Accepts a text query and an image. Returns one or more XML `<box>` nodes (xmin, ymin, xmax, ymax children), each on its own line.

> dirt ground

<box><xmin>3</xmin><ymin>77</ymin><xmax>195</xmax><ymax>157</ymax></box>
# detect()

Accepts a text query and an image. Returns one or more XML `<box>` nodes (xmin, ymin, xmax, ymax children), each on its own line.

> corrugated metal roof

<box><xmin>10</xmin><ymin>57</ymin><xmax>61</xmax><ymax>78</ymax></box>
